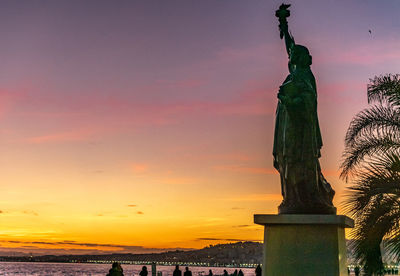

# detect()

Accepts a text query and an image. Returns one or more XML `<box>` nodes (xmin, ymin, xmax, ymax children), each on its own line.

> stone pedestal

<box><xmin>254</xmin><ymin>214</ymin><xmax>354</xmax><ymax>276</ymax></box>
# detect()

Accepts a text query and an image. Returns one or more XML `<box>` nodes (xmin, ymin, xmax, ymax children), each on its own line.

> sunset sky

<box><xmin>0</xmin><ymin>0</ymin><xmax>400</xmax><ymax>255</ymax></box>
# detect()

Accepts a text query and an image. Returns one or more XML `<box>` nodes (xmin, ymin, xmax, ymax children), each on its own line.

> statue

<box><xmin>273</xmin><ymin>4</ymin><xmax>336</xmax><ymax>214</ymax></box>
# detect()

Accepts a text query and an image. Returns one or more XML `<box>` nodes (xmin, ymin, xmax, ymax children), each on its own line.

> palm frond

<box><xmin>344</xmin><ymin>105</ymin><xmax>400</xmax><ymax>147</ymax></box>
<box><xmin>385</xmin><ymin>220</ymin><xmax>400</xmax><ymax>260</ymax></box>
<box><xmin>340</xmin><ymin>135</ymin><xmax>400</xmax><ymax>179</ymax></box>
<box><xmin>343</xmin><ymin>153</ymin><xmax>400</xmax><ymax>217</ymax></box>
<box><xmin>368</xmin><ymin>74</ymin><xmax>400</xmax><ymax>106</ymax></box>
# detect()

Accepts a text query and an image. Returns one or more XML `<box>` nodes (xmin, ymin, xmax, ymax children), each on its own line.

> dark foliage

<box><xmin>341</xmin><ymin>74</ymin><xmax>400</xmax><ymax>275</ymax></box>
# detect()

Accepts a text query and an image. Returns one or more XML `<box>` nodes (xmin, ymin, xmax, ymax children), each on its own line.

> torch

<box><xmin>275</xmin><ymin>4</ymin><xmax>291</xmax><ymax>39</ymax></box>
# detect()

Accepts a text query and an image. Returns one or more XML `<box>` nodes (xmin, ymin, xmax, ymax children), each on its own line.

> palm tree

<box><xmin>341</xmin><ymin>74</ymin><xmax>400</xmax><ymax>275</ymax></box>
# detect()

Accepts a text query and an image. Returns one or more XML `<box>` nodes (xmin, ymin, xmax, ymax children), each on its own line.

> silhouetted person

<box><xmin>238</xmin><ymin>270</ymin><xmax>243</xmax><ymax>276</ymax></box>
<box><xmin>184</xmin><ymin>267</ymin><xmax>192</xmax><ymax>276</ymax></box>
<box><xmin>207</xmin><ymin>269</ymin><xmax>213</xmax><ymax>276</ymax></box>
<box><xmin>151</xmin><ymin>262</ymin><xmax>157</xmax><ymax>276</ymax></box>
<box><xmin>255</xmin><ymin>265</ymin><xmax>261</xmax><ymax>276</ymax></box>
<box><xmin>173</xmin><ymin>265</ymin><xmax>182</xmax><ymax>276</ymax></box>
<box><xmin>106</xmin><ymin>262</ymin><xmax>124</xmax><ymax>276</ymax></box>
<box><xmin>231</xmin><ymin>270</ymin><xmax>238</xmax><ymax>276</ymax></box>
<box><xmin>354</xmin><ymin>266</ymin><xmax>360</xmax><ymax>276</ymax></box>
<box><xmin>140</xmin><ymin>266</ymin><xmax>148</xmax><ymax>276</ymax></box>
<box><xmin>223</xmin><ymin>270</ymin><xmax>228</xmax><ymax>276</ymax></box>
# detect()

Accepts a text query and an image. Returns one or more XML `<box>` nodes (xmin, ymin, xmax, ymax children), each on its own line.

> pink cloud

<box><xmin>160</xmin><ymin>177</ymin><xmax>198</xmax><ymax>185</ymax></box>
<box><xmin>316</xmin><ymin>40</ymin><xmax>400</xmax><ymax>66</ymax></box>
<box><xmin>131</xmin><ymin>163</ymin><xmax>149</xmax><ymax>173</ymax></box>
<box><xmin>25</xmin><ymin>129</ymin><xmax>94</xmax><ymax>144</ymax></box>
<box><xmin>191</xmin><ymin>153</ymin><xmax>255</xmax><ymax>162</ymax></box>
<box><xmin>215</xmin><ymin>43</ymin><xmax>279</xmax><ymax>65</ymax></box>
<box><xmin>134</xmin><ymin>79</ymin><xmax>276</xmax><ymax>119</ymax></box>
<box><xmin>15</xmin><ymin>83</ymin><xmax>278</xmax><ymax>147</ymax></box>
<box><xmin>0</xmin><ymin>89</ymin><xmax>27</xmax><ymax>119</ymax></box>
<box><xmin>141</xmin><ymin>79</ymin><xmax>203</xmax><ymax>91</ymax></box>
<box><xmin>17</xmin><ymin>78</ymin><xmax>277</xmax><ymax>141</ymax></box>
<box><xmin>317</xmin><ymin>80</ymin><xmax>367</xmax><ymax>105</ymax></box>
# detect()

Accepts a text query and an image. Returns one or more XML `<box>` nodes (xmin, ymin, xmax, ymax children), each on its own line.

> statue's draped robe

<box><xmin>273</xmin><ymin>67</ymin><xmax>335</xmax><ymax>213</ymax></box>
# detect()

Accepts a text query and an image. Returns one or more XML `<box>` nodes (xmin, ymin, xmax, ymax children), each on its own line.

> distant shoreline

<box><xmin>0</xmin><ymin>241</ymin><xmax>262</xmax><ymax>267</ymax></box>
<box><xmin>0</xmin><ymin>259</ymin><xmax>258</xmax><ymax>268</ymax></box>
<box><xmin>0</xmin><ymin>260</ymin><xmax>258</xmax><ymax>270</ymax></box>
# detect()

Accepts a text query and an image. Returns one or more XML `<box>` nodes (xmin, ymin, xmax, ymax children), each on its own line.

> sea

<box><xmin>0</xmin><ymin>263</ymin><xmax>255</xmax><ymax>276</ymax></box>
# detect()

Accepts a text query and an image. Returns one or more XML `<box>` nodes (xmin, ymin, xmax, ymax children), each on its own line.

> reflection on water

<box><xmin>0</xmin><ymin>262</ymin><xmax>255</xmax><ymax>276</ymax></box>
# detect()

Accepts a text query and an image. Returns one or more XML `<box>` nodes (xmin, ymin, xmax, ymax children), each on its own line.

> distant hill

<box><xmin>2</xmin><ymin>240</ymin><xmax>397</xmax><ymax>266</ymax></box>
<box><xmin>0</xmin><ymin>242</ymin><xmax>263</xmax><ymax>266</ymax></box>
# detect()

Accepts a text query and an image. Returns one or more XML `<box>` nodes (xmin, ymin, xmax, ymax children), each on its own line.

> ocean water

<box><xmin>0</xmin><ymin>262</ymin><xmax>255</xmax><ymax>276</ymax></box>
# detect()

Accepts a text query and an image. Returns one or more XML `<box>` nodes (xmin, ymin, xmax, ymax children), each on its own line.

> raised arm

<box><xmin>275</xmin><ymin>4</ymin><xmax>295</xmax><ymax>56</ymax></box>
<box><xmin>281</xmin><ymin>20</ymin><xmax>295</xmax><ymax>56</ymax></box>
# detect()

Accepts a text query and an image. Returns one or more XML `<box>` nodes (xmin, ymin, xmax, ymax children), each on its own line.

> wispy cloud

<box><xmin>195</xmin><ymin>238</ymin><xmax>262</xmax><ymax>242</ymax></box>
<box><xmin>316</xmin><ymin>40</ymin><xmax>400</xmax><ymax>66</ymax></box>
<box><xmin>226</xmin><ymin>193</ymin><xmax>282</xmax><ymax>202</ymax></box>
<box><xmin>139</xmin><ymin>78</ymin><xmax>204</xmax><ymax>91</ymax></box>
<box><xmin>0</xmin><ymin>210</ymin><xmax>39</xmax><ymax>216</ymax></box>
<box><xmin>213</xmin><ymin>165</ymin><xmax>277</xmax><ymax>175</ymax></box>
<box><xmin>22</xmin><ymin>210</ymin><xmax>38</xmax><ymax>216</ymax></box>
<box><xmin>231</xmin><ymin>207</ymin><xmax>244</xmax><ymax>210</ymax></box>
<box><xmin>131</xmin><ymin>163</ymin><xmax>149</xmax><ymax>173</ymax></box>
<box><xmin>232</xmin><ymin>225</ymin><xmax>262</xmax><ymax>230</ymax></box>
<box><xmin>1</xmin><ymin>240</ymin><xmax>151</xmax><ymax>250</ymax></box>
<box><xmin>25</xmin><ymin>129</ymin><xmax>94</xmax><ymax>144</ymax></box>
<box><xmin>0</xmin><ymin>240</ymin><xmax>194</xmax><ymax>255</ymax></box>
<box><xmin>187</xmin><ymin>152</ymin><xmax>255</xmax><ymax>162</ymax></box>
<box><xmin>17</xmin><ymin>76</ymin><xmax>277</xmax><ymax>144</ymax></box>
<box><xmin>160</xmin><ymin>177</ymin><xmax>198</xmax><ymax>186</ymax></box>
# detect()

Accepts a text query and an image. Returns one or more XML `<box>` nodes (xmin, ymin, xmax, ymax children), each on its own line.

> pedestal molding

<box><xmin>254</xmin><ymin>214</ymin><xmax>354</xmax><ymax>228</ymax></box>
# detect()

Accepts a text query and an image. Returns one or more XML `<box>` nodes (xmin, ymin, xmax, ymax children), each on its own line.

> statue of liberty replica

<box><xmin>273</xmin><ymin>4</ymin><xmax>336</xmax><ymax>214</ymax></box>
<box><xmin>254</xmin><ymin>4</ymin><xmax>353</xmax><ymax>275</ymax></box>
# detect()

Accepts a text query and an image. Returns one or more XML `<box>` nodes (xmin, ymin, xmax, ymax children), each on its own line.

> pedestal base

<box><xmin>254</xmin><ymin>214</ymin><xmax>354</xmax><ymax>276</ymax></box>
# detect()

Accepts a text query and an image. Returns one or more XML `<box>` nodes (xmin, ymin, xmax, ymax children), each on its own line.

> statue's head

<box><xmin>289</xmin><ymin>44</ymin><xmax>312</xmax><ymax>67</ymax></box>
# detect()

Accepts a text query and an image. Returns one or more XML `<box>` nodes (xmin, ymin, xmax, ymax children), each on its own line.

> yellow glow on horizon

<box><xmin>0</xmin><ymin>143</ymin><xmax>351</xmax><ymax>253</ymax></box>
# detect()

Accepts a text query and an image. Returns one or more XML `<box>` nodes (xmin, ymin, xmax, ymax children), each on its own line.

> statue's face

<box><xmin>289</xmin><ymin>45</ymin><xmax>311</xmax><ymax>67</ymax></box>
